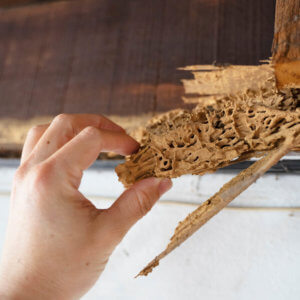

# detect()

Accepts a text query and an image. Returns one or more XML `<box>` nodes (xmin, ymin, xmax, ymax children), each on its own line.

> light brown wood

<box><xmin>272</xmin><ymin>0</ymin><xmax>300</xmax><ymax>88</ymax></box>
<box><xmin>137</xmin><ymin>142</ymin><xmax>293</xmax><ymax>276</ymax></box>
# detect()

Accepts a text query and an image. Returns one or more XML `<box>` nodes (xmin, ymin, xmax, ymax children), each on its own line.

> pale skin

<box><xmin>0</xmin><ymin>114</ymin><xmax>172</xmax><ymax>299</ymax></box>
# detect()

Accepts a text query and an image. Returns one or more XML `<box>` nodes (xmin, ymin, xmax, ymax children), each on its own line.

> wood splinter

<box><xmin>136</xmin><ymin>140</ymin><xmax>294</xmax><ymax>277</ymax></box>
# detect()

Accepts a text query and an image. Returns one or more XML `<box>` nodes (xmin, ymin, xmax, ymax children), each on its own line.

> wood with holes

<box><xmin>116</xmin><ymin>0</ymin><xmax>300</xmax><ymax>276</ymax></box>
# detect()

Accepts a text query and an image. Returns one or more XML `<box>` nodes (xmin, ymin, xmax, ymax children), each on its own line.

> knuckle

<box><xmin>27</xmin><ymin>125</ymin><xmax>44</xmax><ymax>138</ymax></box>
<box><xmin>30</xmin><ymin>162</ymin><xmax>54</xmax><ymax>189</ymax></box>
<box><xmin>133</xmin><ymin>188</ymin><xmax>153</xmax><ymax>218</ymax></box>
<box><xmin>53</xmin><ymin>113</ymin><xmax>71</xmax><ymax>125</ymax></box>
<box><xmin>14</xmin><ymin>164</ymin><xmax>28</xmax><ymax>182</ymax></box>
<box><xmin>82</xmin><ymin>126</ymin><xmax>100</xmax><ymax>138</ymax></box>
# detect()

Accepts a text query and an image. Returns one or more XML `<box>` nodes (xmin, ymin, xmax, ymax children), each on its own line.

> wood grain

<box><xmin>0</xmin><ymin>0</ymin><xmax>68</xmax><ymax>8</ymax></box>
<box><xmin>0</xmin><ymin>0</ymin><xmax>275</xmax><ymax>120</ymax></box>
<box><xmin>272</xmin><ymin>0</ymin><xmax>300</xmax><ymax>88</ymax></box>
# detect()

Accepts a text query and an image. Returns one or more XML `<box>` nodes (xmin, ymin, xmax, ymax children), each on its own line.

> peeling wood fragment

<box><xmin>136</xmin><ymin>141</ymin><xmax>294</xmax><ymax>277</ymax></box>
<box><xmin>115</xmin><ymin>64</ymin><xmax>300</xmax><ymax>276</ymax></box>
<box><xmin>116</xmin><ymin>65</ymin><xmax>300</xmax><ymax>187</ymax></box>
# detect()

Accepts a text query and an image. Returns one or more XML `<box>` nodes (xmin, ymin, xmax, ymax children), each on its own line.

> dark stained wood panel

<box><xmin>0</xmin><ymin>8</ymin><xmax>46</xmax><ymax>118</ymax></box>
<box><xmin>27</xmin><ymin>2</ymin><xmax>84</xmax><ymax>116</ymax></box>
<box><xmin>156</xmin><ymin>0</ymin><xmax>219</xmax><ymax>112</ymax></box>
<box><xmin>216</xmin><ymin>0</ymin><xmax>276</xmax><ymax>64</ymax></box>
<box><xmin>63</xmin><ymin>1</ymin><xmax>122</xmax><ymax>114</ymax></box>
<box><xmin>0</xmin><ymin>0</ymin><xmax>276</xmax><ymax>120</ymax></box>
<box><xmin>0</xmin><ymin>0</ymin><xmax>68</xmax><ymax>8</ymax></box>
<box><xmin>107</xmin><ymin>0</ymin><xmax>166</xmax><ymax>116</ymax></box>
<box><xmin>0</xmin><ymin>0</ymin><xmax>40</xmax><ymax>7</ymax></box>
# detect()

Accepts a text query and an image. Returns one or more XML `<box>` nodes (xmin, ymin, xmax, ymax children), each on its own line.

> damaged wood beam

<box><xmin>136</xmin><ymin>141</ymin><xmax>294</xmax><ymax>277</ymax></box>
<box><xmin>115</xmin><ymin>0</ymin><xmax>300</xmax><ymax>276</ymax></box>
<box><xmin>116</xmin><ymin>65</ymin><xmax>300</xmax><ymax>187</ymax></box>
<box><xmin>272</xmin><ymin>0</ymin><xmax>300</xmax><ymax>89</ymax></box>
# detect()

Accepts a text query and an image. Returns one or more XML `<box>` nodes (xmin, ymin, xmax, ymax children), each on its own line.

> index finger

<box><xmin>30</xmin><ymin>114</ymin><xmax>125</xmax><ymax>164</ymax></box>
<box><xmin>49</xmin><ymin>126</ymin><xmax>139</xmax><ymax>176</ymax></box>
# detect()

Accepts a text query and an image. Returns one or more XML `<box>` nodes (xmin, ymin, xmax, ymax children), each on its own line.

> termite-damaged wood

<box><xmin>115</xmin><ymin>63</ymin><xmax>299</xmax><ymax>277</ymax></box>
<box><xmin>272</xmin><ymin>0</ymin><xmax>300</xmax><ymax>89</ymax></box>
<box><xmin>116</xmin><ymin>64</ymin><xmax>300</xmax><ymax>187</ymax></box>
<box><xmin>116</xmin><ymin>1</ymin><xmax>300</xmax><ymax>277</ymax></box>
<box><xmin>116</xmin><ymin>102</ymin><xmax>300</xmax><ymax>186</ymax></box>
<box><xmin>136</xmin><ymin>141</ymin><xmax>293</xmax><ymax>277</ymax></box>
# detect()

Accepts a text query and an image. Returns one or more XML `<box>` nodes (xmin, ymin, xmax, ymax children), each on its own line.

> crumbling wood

<box><xmin>116</xmin><ymin>62</ymin><xmax>299</xmax><ymax>275</ymax></box>
<box><xmin>116</xmin><ymin>103</ymin><xmax>300</xmax><ymax>186</ymax></box>
<box><xmin>116</xmin><ymin>64</ymin><xmax>300</xmax><ymax>187</ymax></box>
<box><xmin>272</xmin><ymin>0</ymin><xmax>300</xmax><ymax>88</ymax></box>
<box><xmin>117</xmin><ymin>0</ymin><xmax>300</xmax><ymax>277</ymax></box>
<box><xmin>137</xmin><ymin>141</ymin><xmax>293</xmax><ymax>277</ymax></box>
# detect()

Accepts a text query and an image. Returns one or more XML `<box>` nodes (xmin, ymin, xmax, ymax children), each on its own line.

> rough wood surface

<box><xmin>136</xmin><ymin>141</ymin><xmax>293</xmax><ymax>276</ymax></box>
<box><xmin>272</xmin><ymin>0</ymin><xmax>300</xmax><ymax>88</ymax></box>
<box><xmin>115</xmin><ymin>62</ymin><xmax>299</xmax><ymax>275</ymax></box>
<box><xmin>116</xmin><ymin>64</ymin><xmax>300</xmax><ymax>187</ymax></box>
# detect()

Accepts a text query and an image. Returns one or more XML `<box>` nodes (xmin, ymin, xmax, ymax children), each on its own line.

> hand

<box><xmin>0</xmin><ymin>114</ymin><xmax>172</xmax><ymax>299</ymax></box>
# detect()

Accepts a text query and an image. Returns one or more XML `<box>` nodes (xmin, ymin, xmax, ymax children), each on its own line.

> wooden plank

<box><xmin>155</xmin><ymin>0</ymin><xmax>276</xmax><ymax>113</ymax></box>
<box><xmin>106</xmin><ymin>0</ymin><xmax>166</xmax><ymax>116</ymax></box>
<box><xmin>63</xmin><ymin>1</ymin><xmax>134</xmax><ymax>115</ymax></box>
<box><xmin>0</xmin><ymin>0</ymin><xmax>40</xmax><ymax>7</ymax></box>
<box><xmin>155</xmin><ymin>0</ymin><xmax>218</xmax><ymax>112</ymax></box>
<box><xmin>0</xmin><ymin>8</ymin><xmax>46</xmax><ymax>119</ymax></box>
<box><xmin>0</xmin><ymin>0</ymin><xmax>68</xmax><ymax>8</ymax></box>
<box><xmin>0</xmin><ymin>0</ymin><xmax>277</xmax><ymax>159</ymax></box>
<box><xmin>0</xmin><ymin>0</ymin><xmax>276</xmax><ymax>120</ymax></box>
<box><xmin>27</xmin><ymin>1</ymin><xmax>84</xmax><ymax>117</ymax></box>
<box><xmin>215</xmin><ymin>0</ymin><xmax>276</xmax><ymax>64</ymax></box>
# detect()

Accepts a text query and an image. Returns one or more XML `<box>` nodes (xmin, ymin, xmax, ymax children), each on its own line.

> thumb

<box><xmin>104</xmin><ymin>177</ymin><xmax>172</xmax><ymax>242</ymax></box>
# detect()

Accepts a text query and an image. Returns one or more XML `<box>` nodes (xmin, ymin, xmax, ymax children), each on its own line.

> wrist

<box><xmin>0</xmin><ymin>264</ymin><xmax>67</xmax><ymax>300</ymax></box>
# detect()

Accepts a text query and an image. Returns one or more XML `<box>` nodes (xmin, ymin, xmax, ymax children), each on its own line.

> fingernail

<box><xmin>158</xmin><ymin>178</ymin><xmax>172</xmax><ymax>196</ymax></box>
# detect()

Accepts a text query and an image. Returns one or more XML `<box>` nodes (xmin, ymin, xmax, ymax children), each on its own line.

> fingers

<box><xmin>30</xmin><ymin>114</ymin><xmax>125</xmax><ymax>164</ymax></box>
<box><xmin>21</xmin><ymin>124</ymin><xmax>49</xmax><ymax>164</ymax></box>
<box><xmin>49</xmin><ymin>127</ymin><xmax>139</xmax><ymax>176</ymax></box>
<box><xmin>100</xmin><ymin>177</ymin><xmax>172</xmax><ymax>244</ymax></box>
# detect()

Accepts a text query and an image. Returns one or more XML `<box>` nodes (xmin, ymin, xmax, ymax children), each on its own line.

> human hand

<box><xmin>0</xmin><ymin>114</ymin><xmax>172</xmax><ymax>299</ymax></box>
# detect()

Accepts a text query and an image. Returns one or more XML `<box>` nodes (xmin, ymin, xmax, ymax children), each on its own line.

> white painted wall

<box><xmin>0</xmin><ymin>160</ymin><xmax>299</xmax><ymax>299</ymax></box>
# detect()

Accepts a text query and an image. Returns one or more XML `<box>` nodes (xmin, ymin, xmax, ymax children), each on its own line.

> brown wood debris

<box><xmin>136</xmin><ymin>141</ymin><xmax>293</xmax><ymax>277</ymax></box>
<box><xmin>115</xmin><ymin>63</ymin><xmax>299</xmax><ymax>276</ymax></box>
<box><xmin>116</xmin><ymin>64</ymin><xmax>300</xmax><ymax>187</ymax></box>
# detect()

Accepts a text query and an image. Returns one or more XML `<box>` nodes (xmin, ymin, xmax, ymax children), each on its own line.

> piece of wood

<box><xmin>137</xmin><ymin>140</ymin><xmax>293</xmax><ymax>277</ymax></box>
<box><xmin>272</xmin><ymin>0</ymin><xmax>300</xmax><ymax>88</ymax></box>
